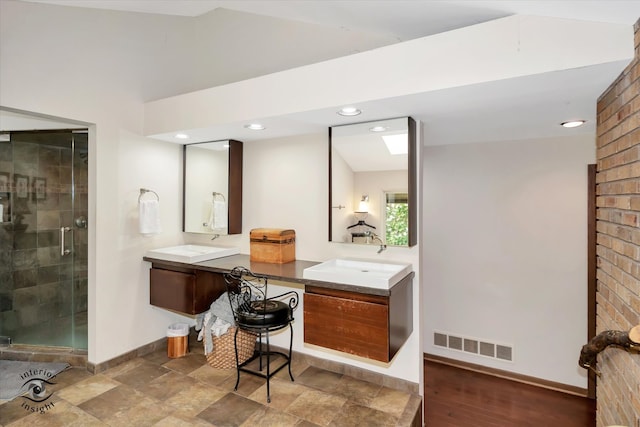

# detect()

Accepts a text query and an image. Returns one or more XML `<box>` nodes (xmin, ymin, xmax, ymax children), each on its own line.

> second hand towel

<box><xmin>212</xmin><ymin>199</ymin><xmax>227</xmax><ymax>230</ymax></box>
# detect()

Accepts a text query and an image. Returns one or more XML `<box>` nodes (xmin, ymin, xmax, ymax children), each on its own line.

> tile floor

<box><xmin>0</xmin><ymin>339</ymin><xmax>421</xmax><ymax>426</ymax></box>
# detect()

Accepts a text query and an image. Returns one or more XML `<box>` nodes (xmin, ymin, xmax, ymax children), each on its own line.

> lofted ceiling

<box><xmin>7</xmin><ymin>1</ymin><xmax>640</xmax><ymax>146</ymax></box>
<box><xmin>21</xmin><ymin>1</ymin><xmax>640</xmax><ymax>41</ymax></box>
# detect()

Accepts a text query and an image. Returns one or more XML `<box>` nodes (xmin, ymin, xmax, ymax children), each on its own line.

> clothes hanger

<box><xmin>347</xmin><ymin>219</ymin><xmax>376</xmax><ymax>229</ymax></box>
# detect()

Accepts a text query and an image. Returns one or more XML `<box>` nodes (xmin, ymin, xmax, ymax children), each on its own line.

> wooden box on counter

<box><xmin>250</xmin><ymin>228</ymin><xmax>296</xmax><ymax>264</ymax></box>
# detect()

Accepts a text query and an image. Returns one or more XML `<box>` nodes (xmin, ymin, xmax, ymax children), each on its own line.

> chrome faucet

<box><xmin>211</xmin><ymin>233</ymin><xmax>220</xmax><ymax>241</ymax></box>
<box><xmin>370</xmin><ymin>233</ymin><xmax>387</xmax><ymax>253</ymax></box>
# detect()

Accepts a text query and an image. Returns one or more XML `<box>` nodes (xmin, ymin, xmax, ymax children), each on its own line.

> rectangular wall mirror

<box><xmin>183</xmin><ymin>139</ymin><xmax>243</xmax><ymax>234</ymax></box>
<box><xmin>329</xmin><ymin>117</ymin><xmax>416</xmax><ymax>247</ymax></box>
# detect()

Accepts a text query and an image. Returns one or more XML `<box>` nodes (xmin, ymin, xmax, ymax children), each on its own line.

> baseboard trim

<box><xmin>88</xmin><ymin>331</ymin><xmax>420</xmax><ymax>397</ymax></box>
<box><xmin>88</xmin><ymin>336</ymin><xmax>166</xmax><ymax>374</ymax></box>
<box><xmin>424</xmin><ymin>353</ymin><xmax>589</xmax><ymax>398</ymax></box>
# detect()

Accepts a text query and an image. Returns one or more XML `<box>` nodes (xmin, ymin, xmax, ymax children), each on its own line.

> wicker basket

<box><xmin>206</xmin><ymin>327</ymin><xmax>257</xmax><ymax>369</ymax></box>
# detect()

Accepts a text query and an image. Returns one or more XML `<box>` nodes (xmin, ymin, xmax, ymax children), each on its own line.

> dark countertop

<box><xmin>142</xmin><ymin>254</ymin><xmax>411</xmax><ymax>296</ymax></box>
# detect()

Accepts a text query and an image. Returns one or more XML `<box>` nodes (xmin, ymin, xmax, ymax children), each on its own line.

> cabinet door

<box><xmin>304</xmin><ymin>292</ymin><xmax>390</xmax><ymax>362</ymax></box>
<box><xmin>150</xmin><ymin>268</ymin><xmax>196</xmax><ymax>314</ymax></box>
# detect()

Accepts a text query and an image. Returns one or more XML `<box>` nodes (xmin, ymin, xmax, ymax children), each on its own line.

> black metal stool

<box><xmin>223</xmin><ymin>266</ymin><xmax>299</xmax><ymax>403</ymax></box>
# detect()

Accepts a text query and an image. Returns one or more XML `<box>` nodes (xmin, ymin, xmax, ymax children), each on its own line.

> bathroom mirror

<box><xmin>183</xmin><ymin>139</ymin><xmax>243</xmax><ymax>234</ymax></box>
<box><xmin>329</xmin><ymin>117</ymin><xmax>416</xmax><ymax>247</ymax></box>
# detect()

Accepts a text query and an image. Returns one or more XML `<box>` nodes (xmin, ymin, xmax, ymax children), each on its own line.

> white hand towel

<box><xmin>206</xmin><ymin>200</ymin><xmax>214</xmax><ymax>229</ymax></box>
<box><xmin>211</xmin><ymin>199</ymin><xmax>227</xmax><ymax>230</ymax></box>
<box><xmin>139</xmin><ymin>199</ymin><xmax>162</xmax><ymax>234</ymax></box>
<box><xmin>0</xmin><ymin>203</ymin><xmax>3</xmax><ymax>223</ymax></box>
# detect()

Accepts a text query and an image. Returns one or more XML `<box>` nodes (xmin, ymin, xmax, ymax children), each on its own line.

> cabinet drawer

<box><xmin>149</xmin><ymin>268</ymin><xmax>227</xmax><ymax>315</ymax></box>
<box><xmin>150</xmin><ymin>268</ymin><xmax>196</xmax><ymax>314</ymax></box>
<box><xmin>304</xmin><ymin>292</ymin><xmax>390</xmax><ymax>362</ymax></box>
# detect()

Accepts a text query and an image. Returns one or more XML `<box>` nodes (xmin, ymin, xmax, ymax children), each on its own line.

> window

<box><xmin>384</xmin><ymin>192</ymin><xmax>409</xmax><ymax>246</ymax></box>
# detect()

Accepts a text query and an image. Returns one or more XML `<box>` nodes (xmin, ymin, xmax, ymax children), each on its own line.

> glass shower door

<box><xmin>0</xmin><ymin>130</ymin><xmax>88</xmax><ymax>350</ymax></box>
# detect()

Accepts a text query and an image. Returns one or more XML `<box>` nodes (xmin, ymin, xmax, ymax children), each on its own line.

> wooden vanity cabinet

<box><xmin>304</xmin><ymin>273</ymin><xmax>413</xmax><ymax>363</ymax></box>
<box><xmin>149</xmin><ymin>265</ymin><xmax>226</xmax><ymax>315</ymax></box>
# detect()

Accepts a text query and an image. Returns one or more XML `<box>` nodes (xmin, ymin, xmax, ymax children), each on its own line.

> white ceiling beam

<box><xmin>143</xmin><ymin>15</ymin><xmax>633</xmax><ymax>139</ymax></box>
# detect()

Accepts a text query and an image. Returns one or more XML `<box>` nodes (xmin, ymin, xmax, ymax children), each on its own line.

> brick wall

<box><xmin>595</xmin><ymin>18</ymin><xmax>640</xmax><ymax>427</ymax></box>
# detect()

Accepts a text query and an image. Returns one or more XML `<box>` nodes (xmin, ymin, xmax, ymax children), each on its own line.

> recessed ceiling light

<box><xmin>369</xmin><ymin>126</ymin><xmax>388</xmax><ymax>132</ymax></box>
<box><xmin>337</xmin><ymin>107</ymin><xmax>361</xmax><ymax>116</ymax></box>
<box><xmin>244</xmin><ymin>123</ymin><xmax>265</xmax><ymax>130</ymax></box>
<box><xmin>561</xmin><ymin>120</ymin><xmax>586</xmax><ymax>128</ymax></box>
<box><xmin>174</xmin><ymin>133</ymin><xmax>189</xmax><ymax>139</ymax></box>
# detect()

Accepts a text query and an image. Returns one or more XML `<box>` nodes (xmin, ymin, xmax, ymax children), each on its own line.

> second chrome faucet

<box><xmin>370</xmin><ymin>233</ymin><xmax>387</xmax><ymax>254</ymax></box>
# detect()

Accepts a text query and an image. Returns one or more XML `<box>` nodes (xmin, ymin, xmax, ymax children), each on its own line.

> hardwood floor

<box><xmin>424</xmin><ymin>359</ymin><xmax>596</xmax><ymax>427</ymax></box>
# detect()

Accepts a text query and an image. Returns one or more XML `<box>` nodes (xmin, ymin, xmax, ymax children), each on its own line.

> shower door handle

<box><xmin>60</xmin><ymin>227</ymin><xmax>71</xmax><ymax>256</ymax></box>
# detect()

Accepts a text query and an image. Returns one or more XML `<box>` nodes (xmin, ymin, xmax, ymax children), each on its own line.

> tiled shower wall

<box><xmin>595</xmin><ymin>18</ymin><xmax>640</xmax><ymax>427</ymax></box>
<box><xmin>0</xmin><ymin>131</ymin><xmax>88</xmax><ymax>348</ymax></box>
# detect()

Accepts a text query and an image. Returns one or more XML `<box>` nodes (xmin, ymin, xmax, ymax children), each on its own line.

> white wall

<box><xmin>422</xmin><ymin>134</ymin><xmax>594</xmax><ymax>388</ymax></box>
<box><xmin>331</xmin><ymin>149</ymin><xmax>355</xmax><ymax>243</ymax></box>
<box><xmin>98</xmin><ymin>131</ymin><xmax>189</xmax><ymax>361</ymax></box>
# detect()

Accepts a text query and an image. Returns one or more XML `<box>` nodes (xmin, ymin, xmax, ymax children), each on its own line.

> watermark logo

<box><xmin>19</xmin><ymin>368</ymin><xmax>58</xmax><ymax>414</ymax></box>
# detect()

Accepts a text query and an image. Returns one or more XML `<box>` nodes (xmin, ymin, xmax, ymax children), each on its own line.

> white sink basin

<box><xmin>303</xmin><ymin>258</ymin><xmax>412</xmax><ymax>289</ymax></box>
<box><xmin>145</xmin><ymin>245</ymin><xmax>239</xmax><ymax>264</ymax></box>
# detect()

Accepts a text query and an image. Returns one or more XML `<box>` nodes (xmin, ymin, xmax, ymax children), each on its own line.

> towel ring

<box><xmin>212</xmin><ymin>192</ymin><xmax>226</xmax><ymax>202</ymax></box>
<box><xmin>138</xmin><ymin>188</ymin><xmax>159</xmax><ymax>203</ymax></box>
